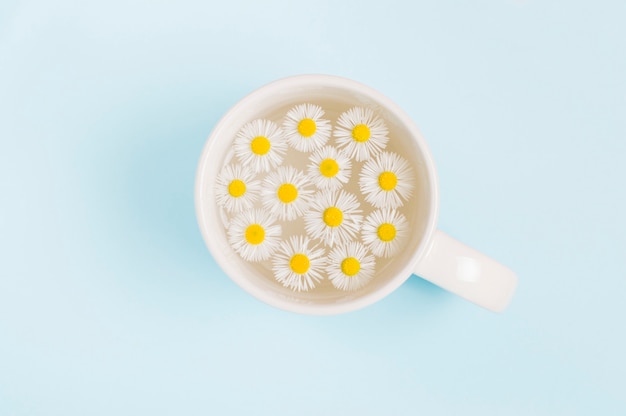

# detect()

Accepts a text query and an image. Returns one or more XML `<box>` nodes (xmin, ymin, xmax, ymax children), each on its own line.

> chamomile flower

<box><xmin>359</xmin><ymin>151</ymin><xmax>414</xmax><ymax>209</ymax></box>
<box><xmin>234</xmin><ymin>119</ymin><xmax>287</xmax><ymax>173</ymax></box>
<box><xmin>307</xmin><ymin>145</ymin><xmax>352</xmax><ymax>190</ymax></box>
<box><xmin>304</xmin><ymin>190</ymin><xmax>363</xmax><ymax>247</ymax></box>
<box><xmin>283</xmin><ymin>103</ymin><xmax>332</xmax><ymax>152</ymax></box>
<box><xmin>334</xmin><ymin>107</ymin><xmax>389</xmax><ymax>162</ymax></box>
<box><xmin>272</xmin><ymin>235</ymin><xmax>326</xmax><ymax>291</ymax></box>
<box><xmin>361</xmin><ymin>209</ymin><xmax>409</xmax><ymax>258</ymax></box>
<box><xmin>326</xmin><ymin>241</ymin><xmax>376</xmax><ymax>291</ymax></box>
<box><xmin>262</xmin><ymin>166</ymin><xmax>314</xmax><ymax>221</ymax></box>
<box><xmin>228</xmin><ymin>209</ymin><xmax>281</xmax><ymax>262</ymax></box>
<box><xmin>214</xmin><ymin>164</ymin><xmax>261</xmax><ymax>213</ymax></box>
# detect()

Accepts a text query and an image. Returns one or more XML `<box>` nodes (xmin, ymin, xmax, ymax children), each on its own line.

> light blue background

<box><xmin>1</xmin><ymin>0</ymin><xmax>625</xmax><ymax>414</ymax></box>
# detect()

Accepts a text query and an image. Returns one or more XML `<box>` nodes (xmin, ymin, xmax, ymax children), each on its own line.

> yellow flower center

<box><xmin>289</xmin><ymin>253</ymin><xmax>310</xmax><ymax>274</ymax></box>
<box><xmin>227</xmin><ymin>179</ymin><xmax>246</xmax><ymax>198</ymax></box>
<box><xmin>323</xmin><ymin>207</ymin><xmax>343</xmax><ymax>227</ymax></box>
<box><xmin>244</xmin><ymin>224</ymin><xmax>265</xmax><ymax>245</ymax></box>
<box><xmin>377</xmin><ymin>223</ymin><xmax>397</xmax><ymax>242</ymax></box>
<box><xmin>351</xmin><ymin>124</ymin><xmax>371</xmax><ymax>142</ymax></box>
<box><xmin>378</xmin><ymin>171</ymin><xmax>397</xmax><ymax>191</ymax></box>
<box><xmin>319</xmin><ymin>158</ymin><xmax>339</xmax><ymax>178</ymax></box>
<box><xmin>297</xmin><ymin>118</ymin><xmax>317</xmax><ymax>137</ymax></box>
<box><xmin>277</xmin><ymin>183</ymin><xmax>298</xmax><ymax>203</ymax></box>
<box><xmin>250</xmin><ymin>136</ymin><xmax>270</xmax><ymax>155</ymax></box>
<box><xmin>341</xmin><ymin>257</ymin><xmax>361</xmax><ymax>277</ymax></box>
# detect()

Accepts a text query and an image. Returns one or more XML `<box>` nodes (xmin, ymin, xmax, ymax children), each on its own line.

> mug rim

<box><xmin>195</xmin><ymin>74</ymin><xmax>440</xmax><ymax>315</ymax></box>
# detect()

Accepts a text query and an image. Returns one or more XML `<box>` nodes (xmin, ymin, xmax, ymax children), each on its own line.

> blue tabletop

<box><xmin>1</xmin><ymin>1</ymin><xmax>625</xmax><ymax>414</ymax></box>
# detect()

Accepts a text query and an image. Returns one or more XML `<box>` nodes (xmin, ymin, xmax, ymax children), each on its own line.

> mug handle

<box><xmin>413</xmin><ymin>230</ymin><xmax>518</xmax><ymax>312</ymax></box>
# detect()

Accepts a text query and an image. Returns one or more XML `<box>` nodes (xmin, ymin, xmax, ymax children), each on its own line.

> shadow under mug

<box><xmin>195</xmin><ymin>74</ymin><xmax>517</xmax><ymax>315</ymax></box>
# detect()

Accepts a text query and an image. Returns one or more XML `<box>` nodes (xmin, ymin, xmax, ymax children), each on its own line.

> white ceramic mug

<box><xmin>195</xmin><ymin>74</ymin><xmax>517</xmax><ymax>315</ymax></box>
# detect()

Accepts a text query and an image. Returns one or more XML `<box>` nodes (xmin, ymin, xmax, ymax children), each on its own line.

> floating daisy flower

<box><xmin>326</xmin><ymin>241</ymin><xmax>376</xmax><ymax>291</ymax></box>
<box><xmin>227</xmin><ymin>209</ymin><xmax>281</xmax><ymax>262</ymax></box>
<box><xmin>214</xmin><ymin>164</ymin><xmax>261</xmax><ymax>213</ymax></box>
<box><xmin>334</xmin><ymin>107</ymin><xmax>389</xmax><ymax>162</ymax></box>
<box><xmin>304</xmin><ymin>190</ymin><xmax>363</xmax><ymax>247</ymax></box>
<box><xmin>272</xmin><ymin>235</ymin><xmax>326</xmax><ymax>291</ymax></box>
<box><xmin>234</xmin><ymin>119</ymin><xmax>287</xmax><ymax>173</ymax></box>
<box><xmin>359</xmin><ymin>151</ymin><xmax>414</xmax><ymax>209</ymax></box>
<box><xmin>283</xmin><ymin>103</ymin><xmax>332</xmax><ymax>152</ymax></box>
<box><xmin>307</xmin><ymin>145</ymin><xmax>352</xmax><ymax>190</ymax></box>
<box><xmin>361</xmin><ymin>209</ymin><xmax>409</xmax><ymax>258</ymax></box>
<box><xmin>262</xmin><ymin>166</ymin><xmax>314</xmax><ymax>221</ymax></box>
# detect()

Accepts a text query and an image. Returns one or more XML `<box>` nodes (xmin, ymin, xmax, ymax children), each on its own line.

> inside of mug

<box><xmin>199</xmin><ymin>78</ymin><xmax>435</xmax><ymax>309</ymax></box>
